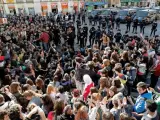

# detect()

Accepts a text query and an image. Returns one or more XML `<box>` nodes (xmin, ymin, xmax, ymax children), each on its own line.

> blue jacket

<box><xmin>134</xmin><ymin>92</ymin><xmax>152</xmax><ymax>113</ymax></box>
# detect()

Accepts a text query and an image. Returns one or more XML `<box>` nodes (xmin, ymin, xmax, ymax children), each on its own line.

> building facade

<box><xmin>120</xmin><ymin>0</ymin><xmax>157</xmax><ymax>7</ymax></box>
<box><xmin>0</xmin><ymin>0</ymin><xmax>84</xmax><ymax>15</ymax></box>
<box><xmin>108</xmin><ymin>0</ymin><xmax>120</xmax><ymax>7</ymax></box>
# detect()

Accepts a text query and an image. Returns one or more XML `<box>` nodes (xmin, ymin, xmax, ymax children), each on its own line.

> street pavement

<box><xmin>72</xmin><ymin>19</ymin><xmax>160</xmax><ymax>51</ymax></box>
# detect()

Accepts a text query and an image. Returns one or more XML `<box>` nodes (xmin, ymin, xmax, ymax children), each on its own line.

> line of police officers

<box><xmin>57</xmin><ymin>11</ymin><xmax>158</xmax><ymax>49</ymax></box>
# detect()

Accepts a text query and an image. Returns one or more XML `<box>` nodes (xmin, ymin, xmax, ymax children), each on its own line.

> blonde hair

<box><xmin>75</xmin><ymin>106</ymin><xmax>88</xmax><ymax>120</ymax></box>
<box><xmin>23</xmin><ymin>90</ymin><xmax>35</xmax><ymax>97</ymax></box>
<box><xmin>46</xmin><ymin>84</ymin><xmax>56</xmax><ymax>94</ymax></box>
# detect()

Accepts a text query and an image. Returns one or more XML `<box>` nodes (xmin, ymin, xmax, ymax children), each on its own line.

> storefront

<box><xmin>41</xmin><ymin>3</ymin><xmax>48</xmax><ymax>16</ymax></box>
<box><xmin>73</xmin><ymin>2</ymin><xmax>78</xmax><ymax>13</ymax></box>
<box><xmin>61</xmin><ymin>2</ymin><xmax>68</xmax><ymax>13</ymax></box>
<box><xmin>8</xmin><ymin>4</ymin><xmax>16</xmax><ymax>15</ymax></box>
<box><xmin>85</xmin><ymin>2</ymin><xmax>106</xmax><ymax>11</ymax></box>
<box><xmin>51</xmin><ymin>2</ymin><xmax>57</xmax><ymax>13</ymax></box>
<box><xmin>121</xmin><ymin>0</ymin><xmax>140</xmax><ymax>6</ymax></box>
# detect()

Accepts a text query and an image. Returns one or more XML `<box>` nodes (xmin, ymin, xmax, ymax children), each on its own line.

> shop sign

<box><xmin>6</xmin><ymin>0</ymin><xmax>14</xmax><ymax>3</ymax></box>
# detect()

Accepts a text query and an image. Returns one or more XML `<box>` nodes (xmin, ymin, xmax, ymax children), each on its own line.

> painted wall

<box><xmin>1</xmin><ymin>0</ymin><xmax>84</xmax><ymax>15</ymax></box>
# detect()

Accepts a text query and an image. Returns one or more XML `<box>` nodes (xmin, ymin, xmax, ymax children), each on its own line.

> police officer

<box><xmin>132</xmin><ymin>19</ymin><xmax>138</xmax><ymax>33</ymax></box>
<box><xmin>111</xmin><ymin>15</ymin><xmax>115</xmax><ymax>29</ymax></box>
<box><xmin>88</xmin><ymin>15</ymin><xmax>93</xmax><ymax>25</ymax></box>
<box><xmin>150</xmin><ymin>21</ymin><xmax>158</xmax><ymax>36</ymax></box>
<box><xmin>83</xmin><ymin>24</ymin><xmax>88</xmax><ymax>46</ymax></box>
<box><xmin>114</xmin><ymin>29</ymin><xmax>122</xmax><ymax>44</ymax></box>
<box><xmin>95</xmin><ymin>26</ymin><xmax>102</xmax><ymax>48</ymax></box>
<box><xmin>126</xmin><ymin>15</ymin><xmax>131</xmax><ymax>32</ymax></box>
<box><xmin>78</xmin><ymin>13</ymin><xmax>81</xmax><ymax>20</ymax></box>
<box><xmin>68</xmin><ymin>13</ymin><xmax>71</xmax><ymax>21</ymax></box>
<box><xmin>107</xmin><ymin>21</ymin><xmax>112</xmax><ymax>32</ymax></box>
<box><xmin>82</xmin><ymin>14</ymin><xmax>85</xmax><ymax>24</ymax></box>
<box><xmin>122</xmin><ymin>31</ymin><xmax>129</xmax><ymax>44</ymax></box>
<box><xmin>94</xmin><ymin>14</ymin><xmax>98</xmax><ymax>25</ymax></box>
<box><xmin>80</xmin><ymin>28</ymin><xmax>85</xmax><ymax>48</ymax></box>
<box><xmin>107</xmin><ymin>29</ymin><xmax>114</xmax><ymax>41</ymax></box>
<box><xmin>116</xmin><ymin>17</ymin><xmax>120</xmax><ymax>29</ymax></box>
<box><xmin>101</xmin><ymin>18</ymin><xmax>106</xmax><ymax>30</ymax></box>
<box><xmin>77</xmin><ymin>26</ymin><xmax>81</xmax><ymax>44</ymax></box>
<box><xmin>139</xmin><ymin>20</ymin><xmax>145</xmax><ymax>34</ymax></box>
<box><xmin>89</xmin><ymin>25</ymin><xmax>96</xmax><ymax>46</ymax></box>
<box><xmin>72</xmin><ymin>13</ymin><xmax>75</xmax><ymax>23</ymax></box>
<box><xmin>76</xmin><ymin>19</ymin><xmax>81</xmax><ymax>29</ymax></box>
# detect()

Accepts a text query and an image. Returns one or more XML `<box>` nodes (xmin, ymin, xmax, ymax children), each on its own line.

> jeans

<box><xmin>40</xmin><ymin>42</ymin><xmax>48</xmax><ymax>51</ymax></box>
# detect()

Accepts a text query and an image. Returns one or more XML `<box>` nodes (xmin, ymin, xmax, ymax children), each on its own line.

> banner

<box><xmin>41</xmin><ymin>3</ymin><xmax>48</xmax><ymax>10</ymax></box>
<box><xmin>61</xmin><ymin>2</ymin><xmax>68</xmax><ymax>9</ymax></box>
<box><xmin>41</xmin><ymin>3</ymin><xmax>47</xmax><ymax>16</ymax></box>
<box><xmin>6</xmin><ymin>0</ymin><xmax>14</xmax><ymax>3</ymax></box>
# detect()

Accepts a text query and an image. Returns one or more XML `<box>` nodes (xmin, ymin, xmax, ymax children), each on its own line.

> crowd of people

<box><xmin>0</xmin><ymin>10</ymin><xmax>160</xmax><ymax>120</ymax></box>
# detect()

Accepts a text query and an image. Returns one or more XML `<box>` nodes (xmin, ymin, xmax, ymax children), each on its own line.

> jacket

<box><xmin>125</xmin><ymin>67</ymin><xmax>137</xmax><ymax>82</ymax></box>
<box><xmin>38</xmin><ymin>32</ymin><xmax>49</xmax><ymax>43</ymax></box>
<box><xmin>133</xmin><ymin>92</ymin><xmax>152</xmax><ymax>113</ymax></box>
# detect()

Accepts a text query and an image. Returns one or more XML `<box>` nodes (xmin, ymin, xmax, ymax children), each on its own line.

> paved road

<box><xmin>71</xmin><ymin>19</ymin><xmax>160</xmax><ymax>51</ymax></box>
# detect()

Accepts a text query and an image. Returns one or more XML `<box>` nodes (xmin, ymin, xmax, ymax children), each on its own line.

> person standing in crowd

<box><xmin>89</xmin><ymin>25</ymin><xmax>96</xmax><ymax>46</ymax></box>
<box><xmin>83</xmin><ymin>24</ymin><xmax>88</xmax><ymax>46</ymax></box>
<box><xmin>37</xmin><ymin>29</ymin><xmax>49</xmax><ymax>51</ymax></box>
<box><xmin>128</xmin><ymin>82</ymin><xmax>152</xmax><ymax>120</ymax></box>
<box><xmin>116</xmin><ymin>17</ymin><xmax>120</xmax><ymax>30</ymax></box>
<box><xmin>79</xmin><ymin>28</ymin><xmax>85</xmax><ymax>48</ymax></box>
<box><xmin>114</xmin><ymin>30</ymin><xmax>122</xmax><ymax>44</ymax></box>
<box><xmin>150</xmin><ymin>21</ymin><xmax>158</xmax><ymax>36</ymax></box>
<box><xmin>82</xmin><ymin>14</ymin><xmax>85</xmax><ymax>24</ymax></box>
<box><xmin>88</xmin><ymin>15</ymin><xmax>93</xmax><ymax>25</ymax></box>
<box><xmin>139</xmin><ymin>20</ymin><xmax>145</xmax><ymax>34</ymax></box>
<box><xmin>67</xmin><ymin>27</ymin><xmax>75</xmax><ymax>50</ymax></box>
<box><xmin>126</xmin><ymin>15</ymin><xmax>132</xmax><ymax>32</ymax></box>
<box><xmin>132</xmin><ymin>19</ymin><xmax>138</xmax><ymax>33</ymax></box>
<box><xmin>77</xmin><ymin>26</ymin><xmax>81</xmax><ymax>44</ymax></box>
<box><xmin>76</xmin><ymin>19</ymin><xmax>81</xmax><ymax>29</ymax></box>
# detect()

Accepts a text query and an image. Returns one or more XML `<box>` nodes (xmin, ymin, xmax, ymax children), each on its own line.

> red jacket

<box><xmin>83</xmin><ymin>82</ymin><xmax>94</xmax><ymax>101</ymax></box>
<box><xmin>38</xmin><ymin>32</ymin><xmax>49</xmax><ymax>43</ymax></box>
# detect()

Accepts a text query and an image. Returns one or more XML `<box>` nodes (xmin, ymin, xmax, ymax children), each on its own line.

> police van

<box><xmin>116</xmin><ymin>9</ymin><xmax>136</xmax><ymax>22</ymax></box>
<box><xmin>134</xmin><ymin>9</ymin><xmax>156</xmax><ymax>24</ymax></box>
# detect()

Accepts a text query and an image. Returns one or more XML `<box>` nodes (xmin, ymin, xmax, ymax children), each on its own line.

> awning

<box><xmin>85</xmin><ymin>2</ymin><xmax>94</xmax><ymax>6</ymax></box>
<box><xmin>94</xmin><ymin>2</ymin><xmax>106</xmax><ymax>6</ymax></box>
